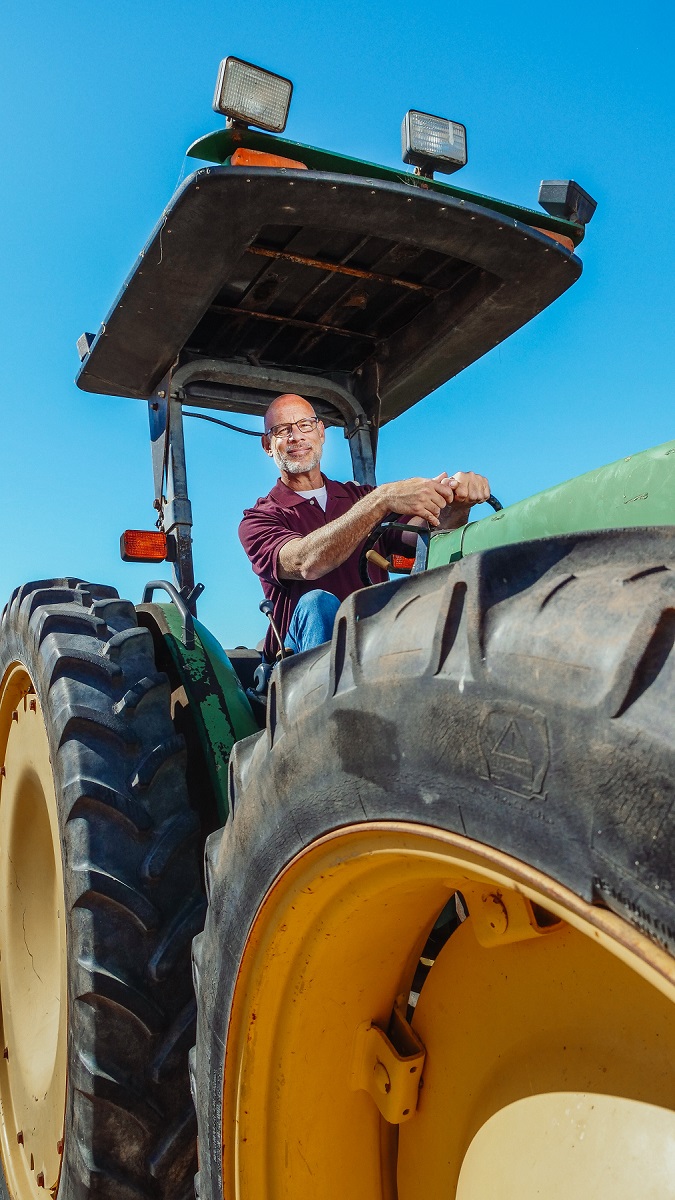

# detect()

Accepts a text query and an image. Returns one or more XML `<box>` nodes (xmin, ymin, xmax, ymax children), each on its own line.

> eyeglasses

<box><xmin>267</xmin><ymin>417</ymin><xmax>319</xmax><ymax>440</ymax></box>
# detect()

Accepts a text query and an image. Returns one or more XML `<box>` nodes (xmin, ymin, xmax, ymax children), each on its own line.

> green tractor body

<box><xmin>1</xmin><ymin>64</ymin><xmax>674</xmax><ymax>1200</ymax></box>
<box><xmin>429</xmin><ymin>438</ymin><xmax>675</xmax><ymax>567</ymax></box>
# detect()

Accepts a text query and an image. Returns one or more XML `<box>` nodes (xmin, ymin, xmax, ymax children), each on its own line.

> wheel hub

<box><xmin>221</xmin><ymin>822</ymin><xmax>675</xmax><ymax>1200</ymax></box>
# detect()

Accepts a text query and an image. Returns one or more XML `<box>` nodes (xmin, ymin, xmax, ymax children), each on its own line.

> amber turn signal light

<box><xmin>120</xmin><ymin>530</ymin><xmax>167</xmax><ymax>563</ymax></box>
<box><xmin>391</xmin><ymin>554</ymin><xmax>415</xmax><ymax>573</ymax></box>
<box><xmin>230</xmin><ymin>147</ymin><xmax>307</xmax><ymax>170</ymax></box>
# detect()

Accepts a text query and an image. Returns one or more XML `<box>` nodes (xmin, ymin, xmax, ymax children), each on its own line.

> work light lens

<box><xmin>402</xmin><ymin>110</ymin><xmax>467</xmax><ymax>174</ymax></box>
<box><xmin>76</xmin><ymin>331</ymin><xmax>95</xmax><ymax>362</ymax></box>
<box><xmin>212</xmin><ymin>57</ymin><xmax>293</xmax><ymax>133</ymax></box>
<box><xmin>120</xmin><ymin>530</ymin><xmax>167</xmax><ymax>563</ymax></box>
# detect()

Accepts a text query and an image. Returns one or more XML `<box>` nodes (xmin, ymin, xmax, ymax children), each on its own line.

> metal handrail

<box><xmin>141</xmin><ymin>580</ymin><xmax>195</xmax><ymax>649</ymax></box>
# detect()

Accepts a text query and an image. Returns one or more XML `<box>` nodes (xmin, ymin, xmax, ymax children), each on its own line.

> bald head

<box><xmin>264</xmin><ymin>393</ymin><xmax>317</xmax><ymax>433</ymax></box>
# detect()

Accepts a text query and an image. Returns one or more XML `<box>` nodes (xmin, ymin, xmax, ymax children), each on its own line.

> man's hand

<box><xmin>384</xmin><ymin>471</ymin><xmax>491</xmax><ymax>540</ymax></box>
<box><xmin>446</xmin><ymin>471</ymin><xmax>491</xmax><ymax>504</ymax></box>
<box><xmin>376</xmin><ymin>476</ymin><xmax>457</xmax><ymax>527</ymax></box>
<box><xmin>437</xmin><ymin>470</ymin><xmax>491</xmax><ymax>530</ymax></box>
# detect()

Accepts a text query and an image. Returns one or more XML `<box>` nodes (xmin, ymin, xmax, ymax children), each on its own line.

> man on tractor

<box><xmin>239</xmin><ymin>392</ymin><xmax>491</xmax><ymax>657</ymax></box>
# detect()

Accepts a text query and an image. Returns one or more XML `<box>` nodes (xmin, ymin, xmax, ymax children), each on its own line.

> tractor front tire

<box><xmin>0</xmin><ymin>579</ymin><xmax>204</xmax><ymax>1200</ymax></box>
<box><xmin>192</xmin><ymin>529</ymin><xmax>675</xmax><ymax>1200</ymax></box>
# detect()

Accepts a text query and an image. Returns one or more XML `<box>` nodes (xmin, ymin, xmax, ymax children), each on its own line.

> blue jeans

<box><xmin>285</xmin><ymin>590</ymin><xmax>341</xmax><ymax>654</ymax></box>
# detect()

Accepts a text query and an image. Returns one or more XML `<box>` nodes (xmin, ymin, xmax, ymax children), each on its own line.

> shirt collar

<box><xmin>269</xmin><ymin>475</ymin><xmax>350</xmax><ymax>509</ymax></box>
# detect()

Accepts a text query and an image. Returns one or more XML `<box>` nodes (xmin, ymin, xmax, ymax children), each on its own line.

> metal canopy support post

<box><xmin>349</xmin><ymin>431</ymin><xmax>376</xmax><ymax>487</ymax></box>
<box><xmin>148</xmin><ymin>376</ymin><xmax>198</xmax><ymax>613</ymax></box>
<box><xmin>347</xmin><ymin>419</ymin><xmax>377</xmax><ymax>488</ymax></box>
<box><xmin>170</xmin><ymin>359</ymin><xmax>378</xmax><ymax>487</ymax></box>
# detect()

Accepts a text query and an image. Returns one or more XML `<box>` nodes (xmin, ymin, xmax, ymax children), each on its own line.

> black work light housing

<box><xmin>401</xmin><ymin>110</ymin><xmax>467</xmax><ymax>177</ymax></box>
<box><xmin>538</xmin><ymin>180</ymin><xmax>597</xmax><ymax>226</ymax></box>
<box><xmin>212</xmin><ymin>57</ymin><xmax>293</xmax><ymax>133</ymax></box>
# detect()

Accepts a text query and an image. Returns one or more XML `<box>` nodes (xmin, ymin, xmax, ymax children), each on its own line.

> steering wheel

<box><xmin>358</xmin><ymin>495</ymin><xmax>504</xmax><ymax>587</ymax></box>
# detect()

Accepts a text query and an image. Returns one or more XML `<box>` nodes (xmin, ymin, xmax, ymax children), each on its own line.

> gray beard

<box><xmin>274</xmin><ymin>447</ymin><xmax>322</xmax><ymax>474</ymax></box>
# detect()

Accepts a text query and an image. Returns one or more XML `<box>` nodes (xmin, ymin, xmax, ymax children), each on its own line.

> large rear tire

<box><xmin>193</xmin><ymin>529</ymin><xmax>675</xmax><ymax>1200</ymax></box>
<box><xmin>0</xmin><ymin>579</ymin><xmax>205</xmax><ymax>1200</ymax></box>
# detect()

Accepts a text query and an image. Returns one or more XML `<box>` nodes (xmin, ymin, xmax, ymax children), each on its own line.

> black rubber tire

<box><xmin>0</xmin><ymin>579</ymin><xmax>205</xmax><ymax>1200</ymax></box>
<box><xmin>192</xmin><ymin>528</ymin><xmax>675</xmax><ymax>1200</ymax></box>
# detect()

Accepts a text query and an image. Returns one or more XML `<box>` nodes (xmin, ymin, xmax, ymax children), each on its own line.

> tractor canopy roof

<box><xmin>76</xmin><ymin>128</ymin><xmax>583</xmax><ymax>431</ymax></box>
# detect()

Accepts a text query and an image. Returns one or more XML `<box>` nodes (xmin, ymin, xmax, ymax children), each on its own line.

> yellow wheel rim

<box><xmin>222</xmin><ymin>822</ymin><xmax>675</xmax><ymax>1200</ymax></box>
<box><xmin>0</xmin><ymin>666</ymin><xmax>67</xmax><ymax>1199</ymax></box>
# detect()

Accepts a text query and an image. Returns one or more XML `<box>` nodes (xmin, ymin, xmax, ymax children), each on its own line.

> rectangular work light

<box><xmin>120</xmin><ymin>530</ymin><xmax>167</xmax><ymax>563</ymax></box>
<box><xmin>76</xmin><ymin>331</ymin><xmax>95</xmax><ymax>362</ymax></box>
<box><xmin>538</xmin><ymin>180</ymin><xmax>597</xmax><ymax>226</ymax></box>
<box><xmin>401</xmin><ymin>110</ymin><xmax>467</xmax><ymax>176</ymax></box>
<box><xmin>212</xmin><ymin>57</ymin><xmax>293</xmax><ymax>133</ymax></box>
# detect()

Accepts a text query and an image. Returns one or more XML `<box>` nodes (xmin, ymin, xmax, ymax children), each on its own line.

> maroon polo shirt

<box><xmin>239</xmin><ymin>475</ymin><xmax>390</xmax><ymax>660</ymax></box>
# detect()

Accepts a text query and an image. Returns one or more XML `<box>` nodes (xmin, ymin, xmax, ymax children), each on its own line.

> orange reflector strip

<box><xmin>120</xmin><ymin>530</ymin><xmax>167</xmax><ymax>563</ymax></box>
<box><xmin>230</xmin><ymin>147</ymin><xmax>308</xmax><ymax>170</ymax></box>
<box><xmin>391</xmin><ymin>555</ymin><xmax>415</xmax><ymax>572</ymax></box>
<box><xmin>532</xmin><ymin>226</ymin><xmax>576</xmax><ymax>254</ymax></box>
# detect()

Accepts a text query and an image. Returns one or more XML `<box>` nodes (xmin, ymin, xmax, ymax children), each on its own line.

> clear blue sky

<box><xmin>1</xmin><ymin>0</ymin><xmax>673</xmax><ymax>648</ymax></box>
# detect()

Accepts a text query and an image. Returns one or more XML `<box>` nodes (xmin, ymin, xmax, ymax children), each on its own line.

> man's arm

<box><xmin>278</xmin><ymin>476</ymin><xmax>457</xmax><ymax>582</ymax></box>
